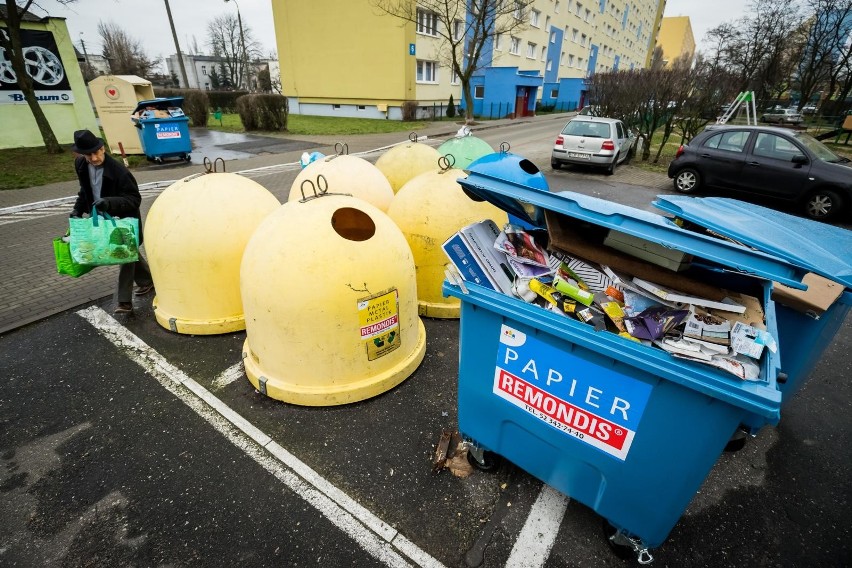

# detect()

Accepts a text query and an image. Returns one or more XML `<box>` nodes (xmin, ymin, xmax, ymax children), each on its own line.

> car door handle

<box><xmin>747</xmin><ymin>161</ymin><xmax>760</xmax><ymax>166</ymax></box>
<box><xmin>700</xmin><ymin>153</ymin><xmax>711</xmax><ymax>158</ymax></box>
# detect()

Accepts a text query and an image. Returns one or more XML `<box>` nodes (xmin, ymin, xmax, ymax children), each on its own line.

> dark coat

<box><xmin>71</xmin><ymin>153</ymin><xmax>144</xmax><ymax>242</ymax></box>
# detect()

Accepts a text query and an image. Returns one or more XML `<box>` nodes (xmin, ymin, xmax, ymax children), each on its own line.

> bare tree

<box><xmin>0</xmin><ymin>0</ymin><xmax>73</xmax><ymax>153</ymax></box>
<box><xmin>705</xmin><ymin>0</ymin><xmax>802</xmax><ymax>106</ymax></box>
<box><xmin>372</xmin><ymin>0</ymin><xmax>532</xmax><ymax>124</ymax></box>
<box><xmin>98</xmin><ymin>21</ymin><xmax>156</xmax><ymax>77</ymax></box>
<box><xmin>207</xmin><ymin>13</ymin><xmax>260</xmax><ymax>90</ymax></box>
<box><xmin>795</xmin><ymin>0</ymin><xmax>852</xmax><ymax>110</ymax></box>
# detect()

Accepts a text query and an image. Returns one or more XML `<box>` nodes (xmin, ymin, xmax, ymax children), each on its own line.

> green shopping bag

<box><xmin>69</xmin><ymin>206</ymin><xmax>140</xmax><ymax>266</ymax></box>
<box><xmin>53</xmin><ymin>236</ymin><xmax>95</xmax><ymax>277</ymax></box>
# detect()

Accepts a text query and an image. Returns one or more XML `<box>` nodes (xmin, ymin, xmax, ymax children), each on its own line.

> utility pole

<box><xmin>225</xmin><ymin>0</ymin><xmax>251</xmax><ymax>91</ymax></box>
<box><xmin>79</xmin><ymin>32</ymin><xmax>91</xmax><ymax>79</ymax></box>
<box><xmin>164</xmin><ymin>0</ymin><xmax>189</xmax><ymax>88</ymax></box>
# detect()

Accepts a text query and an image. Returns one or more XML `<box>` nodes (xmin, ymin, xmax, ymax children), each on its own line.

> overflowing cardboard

<box><xmin>772</xmin><ymin>272</ymin><xmax>843</xmax><ymax>318</ymax></box>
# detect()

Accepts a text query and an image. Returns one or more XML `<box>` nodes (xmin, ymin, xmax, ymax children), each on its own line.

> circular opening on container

<box><xmin>519</xmin><ymin>159</ymin><xmax>540</xmax><ymax>175</ymax></box>
<box><xmin>331</xmin><ymin>207</ymin><xmax>376</xmax><ymax>241</ymax></box>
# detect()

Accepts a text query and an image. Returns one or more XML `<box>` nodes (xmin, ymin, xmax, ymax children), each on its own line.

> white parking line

<box><xmin>77</xmin><ymin>305</ymin><xmax>444</xmax><ymax>568</ymax></box>
<box><xmin>210</xmin><ymin>361</ymin><xmax>244</xmax><ymax>391</ymax></box>
<box><xmin>77</xmin><ymin>304</ymin><xmax>565</xmax><ymax>568</ymax></box>
<box><xmin>504</xmin><ymin>484</ymin><xmax>570</xmax><ymax>567</ymax></box>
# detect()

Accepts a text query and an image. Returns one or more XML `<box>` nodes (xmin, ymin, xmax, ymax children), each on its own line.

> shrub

<box><xmin>402</xmin><ymin>101</ymin><xmax>418</xmax><ymax>121</ymax></box>
<box><xmin>236</xmin><ymin>94</ymin><xmax>289</xmax><ymax>131</ymax></box>
<box><xmin>155</xmin><ymin>88</ymin><xmax>209</xmax><ymax>126</ymax></box>
<box><xmin>447</xmin><ymin>94</ymin><xmax>456</xmax><ymax>118</ymax></box>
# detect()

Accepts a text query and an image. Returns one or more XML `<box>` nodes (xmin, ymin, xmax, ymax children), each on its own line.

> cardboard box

<box><xmin>772</xmin><ymin>272</ymin><xmax>843</xmax><ymax>318</ymax></box>
<box><xmin>604</xmin><ymin>230</ymin><xmax>692</xmax><ymax>272</ymax></box>
<box><xmin>544</xmin><ymin>209</ymin><xmax>727</xmax><ymax>301</ymax></box>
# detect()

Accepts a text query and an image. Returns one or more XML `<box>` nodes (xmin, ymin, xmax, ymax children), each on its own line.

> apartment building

<box><xmin>273</xmin><ymin>0</ymin><xmax>666</xmax><ymax>120</ymax></box>
<box><xmin>656</xmin><ymin>16</ymin><xmax>695</xmax><ymax>67</ymax></box>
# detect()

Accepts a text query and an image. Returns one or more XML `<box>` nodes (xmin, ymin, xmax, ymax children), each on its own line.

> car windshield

<box><xmin>794</xmin><ymin>132</ymin><xmax>848</xmax><ymax>163</ymax></box>
<box><xmin>562</xmin><ymin>121</ymin><xmax>610</xmax><ymax>138</ymax></box>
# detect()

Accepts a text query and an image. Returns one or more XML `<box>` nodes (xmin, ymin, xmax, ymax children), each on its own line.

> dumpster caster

<box><xmin>466</xmin><ymin>444</ymin><xmax>500</xmax><ymax>472</ymax></box>
<box><xmin>603</xmin><ymin>520</ymin><xmax>654</xmax><ymax>564</ymax></box>
<box><xmin>154</xmin><ymin>157</ymin><xmax>163</xmax><ymax>164</ymax></box>
<box><xmin>183</xmin><ymin>153</ymin><xmax>191</xmax><ymax>162</ymax></box>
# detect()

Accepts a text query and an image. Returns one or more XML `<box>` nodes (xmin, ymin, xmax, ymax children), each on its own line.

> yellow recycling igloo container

<box><xmin>145</xmin><ymin>172</ymin><xmax>280</xmax><ymax>334</ymax></box>
<box><xmin>241</xmin><ymin>192</ymin><xmax>427</xmax><ymax>406</ymax></box>
<box><xmin>375</xmin><ymin>136</ymin><xmax>441</xmax><ymax>193</ymax></box>
<box><xmin>387</xmin><ymin>167</ymin><xmax>509</xmax><ymax>318</ymax></box>
<box><xmin>287</xmin><ymin>154</ymin><xmax>394</xmax><ymax>212</ymax></box>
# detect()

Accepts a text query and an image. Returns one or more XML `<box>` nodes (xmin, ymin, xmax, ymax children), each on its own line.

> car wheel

<box><xmin>673</xmin><ymin>168</ymin><xmax>701</xmax><ymax>193</ymax></box>
<box><xmin>551</xmin><ymin>159</ymin><xmax>561</xmax><ymax>170</ymax></box>
<box><xmin>804</xmin><ymin>189</ymin><xmax>843</xmax><ymax>221</ymax></box>
<box><xmin>605</xmin><ymin>158</ymin><xmax>616</xmax><ymax>176</ymax></box>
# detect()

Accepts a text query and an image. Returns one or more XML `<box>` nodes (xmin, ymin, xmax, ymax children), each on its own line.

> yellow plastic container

<box><xmin>288</xmin><ymin>154</ymin><xmax>394</xmax><ymax>212</ymax></box>
<box><xmin>145</xmin><ymin>173</ymin><xmax>280</xmax><ymax>334</ymax></box>
<box><xmin>374</xmin><ymin>140</ymin><xmax>441</xmax><ymax>193</ymax></box>
<box><xmin>241</xmin><ymin>194</ymin><xmax>427</xmax><ymax>406</ymax></box>
<box><xmin>387</xmin><ymin>168</ymin><xmax>509</xmax><ymax>318</ymax></box>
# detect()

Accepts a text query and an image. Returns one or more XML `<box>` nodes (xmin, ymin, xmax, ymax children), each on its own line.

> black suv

<box><xmin>667</xmin><ymin>125</ymin><xmax>852</xmax><ymax>221</ymax></box>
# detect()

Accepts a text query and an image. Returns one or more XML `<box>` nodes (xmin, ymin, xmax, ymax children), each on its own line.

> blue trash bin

<box><xmin>132</xmin><ymin>97</ymin><xmax>192</xmax><ymax>163</ymax></box>
<box><xmin>652</xmin><ymin>195</ymin><xmax>852</xmax><ymax>407</ymax></box>
<box><xmin>443</xmin><ymin>156</ymin><xmax>848</xmax><ymax>560</ymax></box>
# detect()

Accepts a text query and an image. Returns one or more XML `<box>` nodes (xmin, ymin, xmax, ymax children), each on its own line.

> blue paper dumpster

<box><xmin>131</xmin><ymin>97</ymin><xmax>192</xmax><ymax>163</ymax></box>
<box><xmin>443</xmin><ymin>154</ymin><xmax>849</xmax><ymax>561</ymax></box>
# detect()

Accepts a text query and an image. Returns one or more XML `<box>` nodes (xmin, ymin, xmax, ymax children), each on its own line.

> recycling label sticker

<box><xmin>358</xmin><ymin>288</ymin><xmax>400</xmax><ymax>361</ymax></box>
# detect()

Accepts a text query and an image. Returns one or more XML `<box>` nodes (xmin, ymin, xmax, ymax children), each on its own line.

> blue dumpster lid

<box><xmin>133</xmin><ymin>97</ymin><xmax>184</xmax><ymax>114</ymax></box>
<box><xmin>460</xmin><ymin>163</ymin><xmax>810</xmax><ymax>289</ymax></box>
<box><xmin>652</xmin><ymin>196</ymin><xmax>852</xmax><ymax>290</ymax></box>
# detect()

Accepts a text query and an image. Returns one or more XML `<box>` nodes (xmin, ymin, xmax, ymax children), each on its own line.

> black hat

<box><xmin>71</xmin><ymin>130</ymin><xmax>104</xmax><ymax>154</ymax></box>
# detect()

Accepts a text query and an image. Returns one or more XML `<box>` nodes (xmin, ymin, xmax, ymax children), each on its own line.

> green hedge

<box><xmin>155</xmin><ymin>88</ymin><xmax>209</xmax><ymax>127</ymax></box>
<box><xmin>236</xmin><ymin>94</ymin><xmax>289</xmax><ymax>131</ymax></box>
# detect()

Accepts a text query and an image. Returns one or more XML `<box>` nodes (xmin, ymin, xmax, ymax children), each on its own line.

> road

<box><xmin>1</xmin><ymin>118</ymin><xmax>850</xmax><ymax>567</ymax></box>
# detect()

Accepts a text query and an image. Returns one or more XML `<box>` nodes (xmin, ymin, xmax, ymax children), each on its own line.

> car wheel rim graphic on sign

<box><xmin>23</xmin><ymin>46</ymin><xmax>64</xmax><ymax>86</ymax></box>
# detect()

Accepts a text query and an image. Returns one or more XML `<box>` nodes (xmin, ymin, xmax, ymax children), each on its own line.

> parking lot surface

<box><xmin>1</xmin><ymin>115</ymin><xmax>850</xmax><ymax>566</ymax></box>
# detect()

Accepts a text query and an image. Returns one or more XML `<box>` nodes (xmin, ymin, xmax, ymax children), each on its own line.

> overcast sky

<box><xmin>42</xmin><ymin>0</ymin><xmax>747</xmax><ymax>70</ymax></box>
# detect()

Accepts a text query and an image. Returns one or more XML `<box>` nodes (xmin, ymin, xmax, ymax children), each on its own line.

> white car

<box><xmin>761</xmin><ymin>108</ymin><xmax>803</xmax><ymax>124</ymax></box>
<box><xmin>551</xmin><ymin>116</ymin><xmax>636</xmax><ymax>175</ymax></box>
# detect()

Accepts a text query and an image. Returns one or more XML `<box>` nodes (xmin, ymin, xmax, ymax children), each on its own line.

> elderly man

<box><xmin>69</xmin><ymin>129</ymin><xmax>154</xmax><ymax>314</ymax></box>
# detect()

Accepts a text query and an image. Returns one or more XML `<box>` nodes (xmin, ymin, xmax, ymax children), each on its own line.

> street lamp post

<box><xmin>225</xmin><ymin>0</ymin><xmax>251</xmax><ymax>91</ymax></box>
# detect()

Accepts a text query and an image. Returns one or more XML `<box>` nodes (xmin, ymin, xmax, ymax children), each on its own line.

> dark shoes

<box><xmin>134</xmin><ymin>283</ymin><xmax>155</xmax><ymax>296</ymax></box>
<box><xmin>114</xmin><ymin>302</ymin><xmax>133</xmax><ymax>314</ymax></box>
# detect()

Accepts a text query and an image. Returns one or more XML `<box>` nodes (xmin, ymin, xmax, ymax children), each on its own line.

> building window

<box><xmin>555</xmin><ymin>1</ymin><xmax>560</xmax><ymax>13</ymax></box>
<box><xmin>527</xmin><ymin>42</ymin><xmax>537</xmax><ymax>58</ymax></box>
<box><xmin>357</xmin><ymin>105</ymin><xmax>366</xmax><ymax>111</ymax></box>
<box><xmin>453</xmin><ymin>19</ymin><xmax>464</xmax><ymax>41</ymax></box>
<box><xmin>572</xmin><ymin>28</ymin><xmax>579</xmax><ymax>42</ymax></box>
<box><xmin>546</xmin><ymin>60</ymin><xmax>552</xmax><ymax>71</ymax></box>
<box><xmin>333</xmin><ymin>104</ymin><xmax>341</xmax><ymax>110</ymax></box>
<box><xmin>585</xmin><ymin>8</ymin><xmax>591</xmax><ymax>22</ymax></box>
<box><xmin>416</xmin><ymin>59</ymin><xmax>438</xmax><ymax>83</ymax></box>
<box><xmin>560</xmin><ymin>51</ymin><xmax>565</xmax><ymax>65</ymax></box>
<box><xmin>541</xmin><ymin>46</ymin><xmax>547</xmax><ymax>61</ymax></box>
<box><xmin>568</xmin><ymin>54</ymin><xmax>575</xmax><ymax>66</ymax></box>
<box><xmin>510</xmin><ymin>36</ymin><xmax>520</xmax><ymax>55</ymax></box>
<box><xmin>545</xmin><ymin>16</ymin><xmax>550</xmax><ymax>29</ymax></box>
<box><xmin>576</xmin><ymin>2</ymin><xmax>582</xmax><ymax>16</ymax></box>
<box><xmin>416</xmin><ymin>9</ymin><xmax>438</xmax><ymax>36</ymax></box>
<box><xmin>551</xmin><ymin>88</ymin><xmax>559</xmax><ymax>98</ymax></box>
<box><xmin>451</xmin><ymin>67</ymin><xmax>460</xmax><ymax>84</ymax></box>
<box><xmin>550</xmin><ymin>31</ymin><xmax>557</xmax><ymax>44</ymax></box>
<box><xmin>494</xmin><ymin>33</ymin><xmax>503</xmax><ymax>50</ymax></box>
<box><xmin>204</xmin><ymin>83</ymin><xmax>210</xmax><ymax>90</ymax></box>
<box><xmin>581</xmin><ymin>33</ymin><xmax>587</xmax><ymax>46</ymax></box>
<box><xmin>531</xmin><ymin>9</ymin><xmax>540</xmax><ymax>27</ymax></box>
<box><xmin>474</xmin><ymin>85</ymin><xmax>484</xmax><ymax>98</ymax></box>
<box><xmin>513</xmin><ymin>1</ymin><xmax>524</xmax><ymax>20</ymax></box>
<box><xmin>201</xmin><ymin>65</ymin><xmax>207</xmax><ymax>75</ymax></box>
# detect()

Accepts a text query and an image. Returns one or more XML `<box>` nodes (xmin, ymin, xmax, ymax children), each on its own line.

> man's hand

<box><xmin>70</xmin><ymin>211</ymin><xmax>82</xmax><ymax>218</ymax></box>
<box><xmin>93</xmin><ymin>198</ymin><xmax>109</xmax><ymax>213</ymax></box>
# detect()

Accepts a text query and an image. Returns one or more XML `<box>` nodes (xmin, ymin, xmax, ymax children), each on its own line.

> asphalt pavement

<box><xmin>1</xmin><ymin>114</ymin><xmax>850</xmax><ymax>567</ymax></box>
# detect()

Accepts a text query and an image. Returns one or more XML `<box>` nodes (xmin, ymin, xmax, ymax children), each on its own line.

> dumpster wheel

<box><xmin>183</xmin><ymin>153</ymin><xmax>191</xmax><ymax>162</ymax></box>
<box><xmin>466</xmin><ymin>445</ymin><xmax>501</xmax><ymax>472</ymax></box>
<box><xmin>603</xmin><ymin>520</ymin><xmax>654</xmax><ymax>564</ymax></box>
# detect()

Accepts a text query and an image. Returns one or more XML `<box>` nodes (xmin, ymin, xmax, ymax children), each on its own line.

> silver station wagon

<box><xmin>551</xmin><ymin>116</ymin><xmax>636</xmax><ymax>175</ymax></box>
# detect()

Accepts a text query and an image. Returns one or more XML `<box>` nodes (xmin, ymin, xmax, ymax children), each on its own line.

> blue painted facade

<box><xmin>544</xmin><ymin>26</ymin><xmax>564</xmax><ymax>84</ymax></box>
<box><xmin>467</xmin><ymin>67</ymin><xmax>543</xmax><ymax>118</ymax></box>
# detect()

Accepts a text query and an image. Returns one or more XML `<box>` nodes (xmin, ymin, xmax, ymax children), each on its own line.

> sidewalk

<box><xmin>0</xmin><ymin>113</ymin><xmax>576</xmax><ymax>335</ymax></box>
